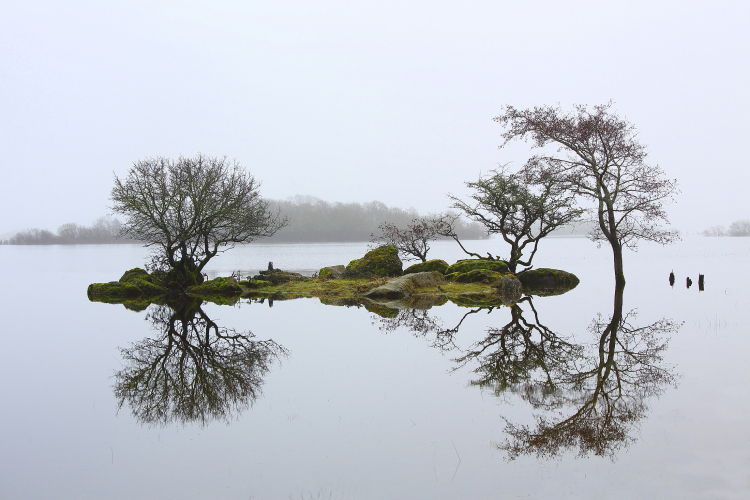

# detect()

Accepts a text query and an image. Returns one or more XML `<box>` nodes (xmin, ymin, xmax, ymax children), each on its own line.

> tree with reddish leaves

<box><xmin>371</xmin><ymin>216</ymin><xmax>446</xmax><ymax>262</ymax></box>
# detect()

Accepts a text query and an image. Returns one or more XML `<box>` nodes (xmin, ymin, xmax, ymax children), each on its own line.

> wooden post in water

<box><xmin>686</xmin><ymin>277</ymin><xmax>692</xmax><ymax>289</ymax></box>
<box><xmin>669</xmin><ymin>271</ymin><xmax>675</xmax><ymax>287</ymax></box>
<box><xmin>698</xmin><ymin>274</ymin><xmax>705</xmax><ymax>291</ymax></box>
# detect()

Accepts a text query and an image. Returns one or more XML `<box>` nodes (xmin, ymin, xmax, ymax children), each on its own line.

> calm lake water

<box><xmin>0</xmin><ymin>238</ymin><xmax>748</xmax><ymax>499</ymax></box>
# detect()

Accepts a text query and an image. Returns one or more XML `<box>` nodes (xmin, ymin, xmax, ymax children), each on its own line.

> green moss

<box><xmin>87</xmin><ymin>281</ymin><xmax>143</xmax><ymax>298</ymax></box>
<box><xmin>345</xmin><ymin>245</ymin><xmax>402</xmax><ymax>278</ymax></box>
<box><xmin>238</xmin><ymin>279</ymin><xmax>273</xmax><ymax>288</ymax></box>
<box><xmin>451</xmin><ymin>269</ymin><xmax>510</xmax><ymax>283</ymax></box>
<box><xmin>445</xmin><ymin>258</ymin><xmax>509</xmax><ymax>275</ymax></box>
<box><xmin>403</xmin><ymin>259</ymin><xmax>449</xmax><ymax>275</ymax></box>
<box><xmin>187</xmin><ymin>277</ymin><xmax>242</xmax><ymax>296</ymax></box>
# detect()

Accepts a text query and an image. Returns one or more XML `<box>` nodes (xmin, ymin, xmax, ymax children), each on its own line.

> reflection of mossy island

<box><xmin>88</xmin><ymin>248</ymin><xmax>578</xmax><ymax>312</ymax></box>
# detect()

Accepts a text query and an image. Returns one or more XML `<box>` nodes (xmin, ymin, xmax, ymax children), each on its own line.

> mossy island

<box><xmin>89</xmin><ymin>245</ymin><xmax>579</xmax><ymax>316</ymax></box>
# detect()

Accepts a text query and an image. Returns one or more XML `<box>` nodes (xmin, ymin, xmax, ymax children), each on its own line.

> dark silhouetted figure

<box><xmin>669</xmin><ymin>271</ymin><xmax>675</xmax><ymax>287</ymax></box>
<box><xmin>698</xmin><ymin>274</ymin><xmax>705</xmax><ymax>291</ymax></box>
<box><xmin>268</xmin><ymin>261</ymin><xmax>274</xmax><ymax>271</ymax></box>
<box><xmin>686</xmin><ymin>277</ymin><xmax>692</xmax><ymax>289</ymax></box>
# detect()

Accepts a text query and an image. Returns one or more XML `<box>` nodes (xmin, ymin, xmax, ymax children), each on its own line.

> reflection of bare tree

<box><xmin>114</xmin><ymin>298</ymin><xmax>285</xmax><ymax>425</ymax></box>
<box><xmin>378</xmin><ymin>306</ymin><xmax>500</xmax><ymax>351</ymax></box>
<box><xmin>455</xmin><ymin>297</ymin><xmax>582</xmax><ymax>398</ymax></box>
<box><xmin>499</xmin><ymin>284</ymin><xmax>679</xmax><ymax>459</ymax></box>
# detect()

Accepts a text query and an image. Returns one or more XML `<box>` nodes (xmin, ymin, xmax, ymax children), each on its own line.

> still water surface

<box><xmin>0</xmin><ymin>238</ymin><xmax>748</xmax><ymax>499</ymax></box>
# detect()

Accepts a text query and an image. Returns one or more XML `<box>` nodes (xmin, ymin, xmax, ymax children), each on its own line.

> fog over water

<box><xmin>1</xmin><ymin>0</ymin><xmax>749</xmax><ymax>234</ymax></box>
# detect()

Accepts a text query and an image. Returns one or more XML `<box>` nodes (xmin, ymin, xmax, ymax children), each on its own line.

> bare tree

<box><xmin>370</xmin><ymin>216</ymin><xmax>446</xmax><ymax>262</ymax></box>
<box><xmin>449</xmin><ymin>169</ymin><xmax>581</xmax><ymax>272</ymax></box>
<box><xmin>495</xmin><ymin>103</ymin><xmax>677</xmax><ymax>285</ymax></box>
<box><xmin>112</xmin><ymin>155</ymin><xmax>285</xmax><ymax>287</ymax></box>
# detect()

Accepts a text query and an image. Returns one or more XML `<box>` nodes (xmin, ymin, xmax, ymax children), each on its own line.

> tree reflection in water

<box><xmin>114</xmin><ymin>298</ymin><xmax>285</xmax><ymax>425</ymax></box>
<box><xmin>498</xmin><ymin>285</ymin><xmax>679</xmax><ymax>459</ymax></box>
<box><xmin>375</xmin><ymin>284</ymin><xmax>680</xmax><ymax>459</ymax></box>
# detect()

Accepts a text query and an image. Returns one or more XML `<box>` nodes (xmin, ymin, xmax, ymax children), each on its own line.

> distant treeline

<box><xmin>1</xmin><ymin>198</ymin><xmax>487</xmax><ymax>245</ymax></box>
<box><xmin>702</xmin><ymin>219</ymin><xmax>750</xmax><ymax>237</ymax></box>
<box><xmin>1</xmin><ymin>218</ymin><xmax>130</xmax><ymax>245</ymax></box>
<box><xmin>1</xmin><ymin>197</ymin><xmax>602</xmax><ymax>245</ymax></box>
<box><xmin>267</xmin><ymin>196</ymin><xmax>488</xmax><ymax>242</ymax></box>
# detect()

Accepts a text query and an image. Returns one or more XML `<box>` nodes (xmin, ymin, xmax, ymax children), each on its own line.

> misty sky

<box><xmin>1</xmin><ymin>0</ymin><xmax>748</xmax><ymax>236</ymax></box>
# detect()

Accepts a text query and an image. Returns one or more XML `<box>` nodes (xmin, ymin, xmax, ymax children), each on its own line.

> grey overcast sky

<box><xmin>1</xmin><ymin>0</ymin><xmax>748</xmax><ymax>235</ymax></box>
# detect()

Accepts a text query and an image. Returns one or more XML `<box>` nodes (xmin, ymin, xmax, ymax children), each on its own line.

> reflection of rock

<box><xmin>345</xmin><ymin>245</ymin><xmax>403</xmax><ymax>278</ymax></box>
<box><xmin>365</xmin><ymin>271</ymin><xmax>445</xmax><ymax>300</ymax></box>
<box><xmin>517</xmin><ymin>268</ymin><xmax>579</xmax><ymax>296</ymax></box>
<box><xmin>318</xmin><ymin>265</ymin><xmax>346</xmax><ymax>279</ymax></box>
<box><xmin>362</xmin><ymin>300</ymin><xmax>400</xmax><ymax>318</ymax></box>
<box><xmin>403</xmin><ymin>259</ymin><xmax>449</xmax><ymax>275</ymax></box>
<box><xmin>445</xmin><ymin>258</ymin><xmax>509</xmax><ymax>275</ymax></box>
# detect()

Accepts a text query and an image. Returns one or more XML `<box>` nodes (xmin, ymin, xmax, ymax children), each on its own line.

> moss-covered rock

<box><xmin>365</xmin><ymin>271</ymin><xmax>446</xmax><ymax>300</ymax></box>
<box><xmin>187</xmin><ymin>277</ymin><xmax>242</xmax><ymax>295</ymax></box>
<box><xmin>450</xmin><ymin>269</ymin><xmax>509</xmax><ymax>284</ymax></box>
<box><xmin>88</xmin><ymin>268</ymin><xmax>167</xmax><ymax>299</ymax></box>
<box><xmin>517</xmin><ymin>268</ymin><xmax>580</xmax><ymax>296</ymax></box>
<box><xmin>87</xmin><ymin>281</ymin><xmax>142</xmax><ymax>298</ymax></box>
<box><xmin>403</xmin><ymin>259</ymin><xmax>449</xmax><ymax>275</ymax></box>
<box><xmin>345</xmin><ymin>245</ymin><xmax>402</xmax><ymax>278</ymax></box>
<box><xmin>445</xmin><ymin>258</ymin><xmax>509</xmax><ymax>275</ymax></box>
<box><xmin>318</xmin><ymin>265</ymin><xmax>346</xmax><ymax>280</ymax></box>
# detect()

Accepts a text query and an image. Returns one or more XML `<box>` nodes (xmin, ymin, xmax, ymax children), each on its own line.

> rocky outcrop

<box><xmin>364</xmin><ymin>271</ymin><xmax>445</xmax><ymax>300</ymax></box>
<box><xmin>252</xmin><ymin>268</ymin><xmax>307</xmax><ymax>284</ymax></box>
<box><xmin>318</xmin><ymin>265</ymin><xmax>346</xmax><ymax>279</ymax></box>
<box><xmin>403</xmin><ymin>259</ymin><xmax>449</xmax><ymax>275</ymax></box>
<box><xmin>345</xmin><ymin>245</ymin><xmax>402</xmax><ymax>278</ymax></box>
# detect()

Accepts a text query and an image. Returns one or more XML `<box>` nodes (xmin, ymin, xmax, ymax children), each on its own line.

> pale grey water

<box><xmin>0</xmin><ymin>238</ymin><xmax>748</xmax><ymax>499</ymax></box>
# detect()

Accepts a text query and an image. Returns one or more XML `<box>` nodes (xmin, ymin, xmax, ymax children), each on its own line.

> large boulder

<box><xmin>403</xmin><ymin>259</ymin><xmax>449</xmax><ymax>275</ymax></box>
<box><xmin>517</xmin><ymin>268</ymin><xmax>579</xmax><ymax>296</ymax></box>
<box><xmin>345</xmin><ymin>245</ymin><xmax>402</xmax><ymax>278</ymax></box>
<box><xmin>364</xmin><ymin>271</ymin><xmax>445</xmax><ymax>300</ymax></box>
<box><xmin>493</xmin><ymin>274</ymin><xmax>523</xmax><ymax>303</ymax></box>
<box><xmin>445</xmin><ymin>258</ymin><xmax>509</xmax><ymax>275</ymax></box>
<box><xmin>318</xmin><ymin>265</ymin><xmax>346</xmax><ymax>280</ymax></box>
